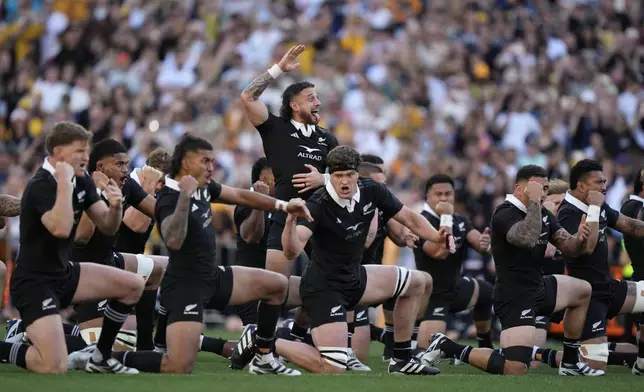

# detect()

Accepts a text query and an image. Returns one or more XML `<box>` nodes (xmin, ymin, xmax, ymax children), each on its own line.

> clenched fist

<box><xmin>525</xmin><ymin>181</ymin><xmax>544</xmax><ymax>203</ymax></box>
<box><xmin>179</xmin><ymin>175</ymin><xmax>198</xmax><ymax>196</ymax></box>
<box><xmin>92</xmin><ymin>171</ymin><xmax>109</xmax><ymax>191</ymax></box>
<box><xmin>252</xmin><ymin>181</ymin><xmax>270</xmax><ymax>195</ymax></box>
<box><xmin>587</xmin><ymin>190</ymin><xmax>605</xmax><ymax>207</ymax></box>
<box><xmin>104</xmin><ymin>179</ymin><xmax>123</xmax><ymax>207</ymax></box>
<box><xmin>55</xmin><ymin>161</ymin><xmax>75</xmax><ymax>184</ymax></box>
<box><xmin>434</xmin><ymin>202</ymin><xmax>454</xmax><ymax>216</ymax></box>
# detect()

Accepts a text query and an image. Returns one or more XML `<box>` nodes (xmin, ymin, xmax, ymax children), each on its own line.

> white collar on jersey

<box><xmin>326</xmin><ymin>180</ymin><xmax>360</xmax><ymax>212</ymax></box>
<box><xmin>42</xmin><ymin>157</ymin><xmax>76</xmax><ymax>187</ymax></box>
<box><xmin>505</xmin><ymin>194</ymin><xmax>527</xmax><ymax>213</ymax></box>
<box><xmin>290</xmin><ymin>119</ymin><xmax>315</xmax><ymax>137</ymax></box>
<box><xmin>422</xmin><ymin>203</ymin><xmax>439</xmax><ymax>219</ymax></box>
<box><xmin>629</xmin><ymin>195</ymin><xmax>644</xmax><ymax>204</ymax></box>
<box><xmin>564</xmin><ymin>192</ymin><xmax>589</xmax><ymax>213</ymax></box>
<box><xmin>130</xmin><ymin>166</ymin><xmax>145</xmax><ymax>185</ymax></box>
<box><xmin>164</xmin><ymin>175</ymin><xmax>211</xmax><ymax>200</ymax></box>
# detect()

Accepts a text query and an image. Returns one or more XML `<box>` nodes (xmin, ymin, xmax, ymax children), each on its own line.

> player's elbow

<box><xmin>49</xmin><ymin>224</ymin><xmax>73</xmax><ymax>239</ymax></box>
<box><xmin>283</xmin><ymin>246</ymin><xmax>298</xmax><ymax>261</ymax></box>
<box><xmin>164</xmin><ymin>237</ymin><xmax>182</xmax><ymax>252</ymax></box>
<box><xmin>241</xmin><ymin>230</ymin><xmax>261</xmax><ymax>244</ymax></box>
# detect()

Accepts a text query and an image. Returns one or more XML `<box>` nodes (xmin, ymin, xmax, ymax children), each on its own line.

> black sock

<box><xmin>113</xmin><ymin>351</ymin><xmax>163</xmax><ymax>373</ymax></box>
<box><xmin>96</xmin><ymin>300</ymin><xmax>132</xmax><ymax>359</ymax></box>
<box><xmin>347</xmin><ymin>322</ymin><xmax>354</xmax><ymax>348</ymax></box>
<box><xmin>136</xmin><ymin>290</ymin><xmax>157</xmax><ymax>351</ymax></box>
<box><xmin>639</xmin><ymin>340</ymin><xmax>644</xmax><ymax>358</ymax></box>
<box><xmin>536</xmin><ymin>348</ymin><xmax>558</xmax><ymax>368</ymax></box>
<box><xmin>200</xmin><ymin>335</ymin><xmax>226</xmax><ymax>356</ymax></box>
<box><xmin>154</xmin><ymin>305</ymin><xmax>168</xmax><ymax>347</ymax></box>
<box><xmin>384</xmin><ymin>323</ymin><xmax>394</xmax><ymax>347</ymax></box>
<box><xmin>0</xmin><ymin>341</ymin><xmax>29</xmax><ymax>369</ymax></box>
<box><xmin>370</xmin><ymin>324</ymin><xmax>384</xmax><ymax>342</ymax></box>
<box><xmin>256</xmin><ymin>301</ymin><xmax>280</xmax><ymax>352</ymax></box>
<box><xmin>607</xmin><ymin>351</ymin><xmax>637</xmax><ymax>367</ymax></box>
<box><xmin>65</xmin><ymin>335</ymin><xmax>88</xmax><ymax>352</ymax></box>
<box><xmin>608</xmin><ymin>341</ymin><xmax>617</xmax><ymax>351</ymax></box>
<box><xmin>393</xmin><ymin>340</ymin><xmax>412</xmax><ymax>361</ymax></box>
<box><xmin>412</xmin><ymin>320</ymin><xmax>420</xmax><ymax>342</ymax></box>
<box><xmin>562</xmin><ymin>337</ymin><xmax>581</xmax><ymax>365</ymax></box>
<box><xmin>476</xmin><ymin>331</ymin><xmax>493</xmax><ymax>349</ymax></box>
<box><xmin>62</xmin><ymin>322</ymin><xmax>80</xmax><ymax>337</ymax></box>
<box><xmin>440</xmin><ymin>338</ymin><xmax>472</xmax><ymax>363</ymax></box>
<box><xmin>290</xmin><ymin>322</ymin><xmax>308</xmax><ymax>341</ymax></box>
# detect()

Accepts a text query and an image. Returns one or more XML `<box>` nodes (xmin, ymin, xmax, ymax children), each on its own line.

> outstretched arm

<box><xmin>615</xmin><ymin>213</ymin><xmax>644</xmax><ymax>237</ymax></box>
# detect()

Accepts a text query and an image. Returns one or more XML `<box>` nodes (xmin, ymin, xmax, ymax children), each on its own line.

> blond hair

<box><xmin>548</xmin><ymin>179</ymin><xmax>570</xmax><ymax>195</ymax></box>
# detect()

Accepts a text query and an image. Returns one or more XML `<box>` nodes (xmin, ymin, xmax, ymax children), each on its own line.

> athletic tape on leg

<box><xmin>80</xmin><ymin>328</ymin><xmax>137</xmax><ymax>351</ymax></box>
<box><xmin>319</xmin><ymin>346</ymin><xmax>348</xmax><ymax>369</ymax></box>
<box><xmin>579</xmin><ymin>343</ymin><xmax>609</xmax><ymax>363</ymax></box>
<box><xmin>632</xmin><ymin>281</ymin><xmax>644</xmax><ymax>313</ymax></box>
<box><xmin>393</xmin><ymin>267</ymin><xmax>412</xmax><ymax>298</ymax></box>
<box><xmin>135</xmin><ymin>254</ymin><xmax>154</xmax><ymax>283</ymax></box>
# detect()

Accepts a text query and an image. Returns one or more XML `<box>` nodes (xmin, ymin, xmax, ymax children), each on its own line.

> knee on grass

<box><xmin>163</xmin><ymin>356</ymin><xmax>196</xmax><ymax>374</ymax></box>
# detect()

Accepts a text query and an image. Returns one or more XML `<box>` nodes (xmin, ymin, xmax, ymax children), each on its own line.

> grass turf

<box><xmin>0</xmin><ymin>329</ymin><xmax>636</xmax><ymax>391</ymax></box>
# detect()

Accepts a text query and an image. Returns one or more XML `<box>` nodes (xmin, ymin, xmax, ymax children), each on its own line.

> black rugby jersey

<box><xmin>155</xmin><ymin>177</ymin><xmax>222</xmax><ymax>280</ymax></box>
<box><xmin>255</xmin><ymin>114</ymin><xmax>338</xmax><ymax>222</ymax></box>
<box><xmin>72</xmin><ymin>175</ymin><xmax>148</xmax><ymax>264</ymax></box>
<box><xmin>414</xmin><ymin>203</ymin><xmax>474</xmax><ymax>296</ymax></box>
<box><xmin>491</xmin><ymin>195</ymin><xmax>562</xmax><ymax>298</ymax></box>
<box><xmin>233</xmin><ymin>205</ymin><xmax>271</xmax><ymax>268</ymax></box>
<box><xmin>15</xmin><ymin>158</ymin><xmax>101</xmax><ymax>277</ymax></box>
<box><xmin>297</xmin><ymin>178</ymin><xmax>403</xmax><ymax>288</ymax></box>
<box><xmin>557</xmin><ymin>193</ymin><xmax>618</xmax><ymax>293</ymax></box>
<box><xmin>114</xmin><ymin>169</ymin><xmax>155</xmax><ymax>254</ymax></box>
<box><xmin>621</xmin><ymin>195</ymin><xmax>644</xmax><ymax>279</ymax></box>
<box><xmin>361</xmin><ymin>210</ymin><xmax>387</xmax><ymax>265</ymax></box>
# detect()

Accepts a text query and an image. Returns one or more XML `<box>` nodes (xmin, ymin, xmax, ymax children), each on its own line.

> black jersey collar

<box><xmin>505</xmin><ymin>194</ymin><xmax>527</xmax><ymax>213</ymax></box>
<box><xmin>629</xmin><ymin>195</ymin><xmax>644</xmax><ymax>204</ymax></box>
<box><xmin>290</xmin><ymin>119</ymin><xmax>315</xmax><ymax>137</ymax></box>
<box><xmin>564</xmin><ymin>192</ymin><xmax>588</xmax><ymax>213</ymax></box>
<box><xmin>42</xmin><ymin>157</ymin><xmax>76</xmax><ymax>188</ymax></box>
<box><xmin>326</xmin><ymin>180</ymin><xmax>360</xmax><ymax>212</ymax></box>
<box><xmin>422</xmin><ymin>203</ymin><xmax>439</xmax><ymax>219</ymax></box>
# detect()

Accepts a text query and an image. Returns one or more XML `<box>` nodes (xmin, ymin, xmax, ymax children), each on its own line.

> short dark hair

<box><xmin>360</xmin><ymin>154</ymin><xmax>384</xmax><ymax>165</ymax></box>
<box><xmin>279</xmin><ymin>81</ymin><xmax>315</xmax><ymax>119</ymax></box>
<box><xmin>358</xmin><ymin>162</ymin><xmax>383</xmax><ymax>177</ymax></box>
<box><xmin>146</xmin><ymin>148</ymin><xmax>171</xmax><ymax>174</ymax></box>
<box><xmin>424</xmin><ymin>174</ymin><xmax>455</xmax><ymax>194</ymax></box>
<box><xmin>515</xmin><ymin>165</ymin><xmax>548</xmax><ymax>183</ymax></box>
<box><xmin>88</xmin><ymin>139</ymin><xmax>127</xmax><ymax>173</ymax></box>
<box><xmin>569</xmin><ymin>159</ymin><xmax>603</xmax><ymax>190</ymax></box>
<box><xmin>169</xmin><ymin>134</ymin><xmax>213</xmax><ymax>176</ymax></box>
<box><xmin>251</xmin><ymin>157</ymin><xmax>270</xmax><ymax>183</ymax></box>
<box><xmin>45</xmin><ymin>121</ymin><xmax>93</xmax><ymax>155</ymax></box>
<box><xmin>634</xmin><ymin>168</ymin><xmax>644</xmax><ymax>195</ymax></box>
<box><xmin>327</xmin><ymin>145</ymin><xmax>362</xmax><ymax>173</ymax></box>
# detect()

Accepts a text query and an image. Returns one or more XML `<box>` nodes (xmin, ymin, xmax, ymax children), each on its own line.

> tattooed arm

<box><xmin>614</xmin><ymin>212</ymin><xmax>644</xmax><ymax>238</ymax></box>
<box><xmin>0</xmin><ymin>194</ymin><xmax>20</xmax><ymax>217</ymax></box>
<box><xmin>159</xmin><ymin>193</ymin><xmax>191</xmax><ymax>252</ymax></box>
<box><xmin>239</xmin><ymin>71</ymin><xmax>271</xmax><ymax>126</ymax></box>
<box><xmin>506</xmin><ymin>200</ymin><xmax>542</xmax><ymax>248</ymax></box>
<box><xmin>550</xmin><ymin>228</ymin><xmax>586</xmax><ymax>257</ymax></box>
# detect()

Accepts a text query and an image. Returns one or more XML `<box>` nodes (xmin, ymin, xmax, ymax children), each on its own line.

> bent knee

<box><xmin>422</xmin><ymin>272</ymin><xmax>433</xmax><ymax>293</ymax></box>
<box><xmin>503</xmin><ymin>360</ymin><xmax>528</xmax><ymax>375</ymax></box>
<box><xmin>405</xmin><ymin>271</ymin><xmax>426</xmax><ymax>296</ymax></box>
<box><xmin>38</xmin><ymin>359</ymin><xmax>68</xmax><ymax>374</ymax></box>
<box><xmin>163</xmin><ymin>357</ymin><xmax>196</xmax><ymax>374</ymax></box>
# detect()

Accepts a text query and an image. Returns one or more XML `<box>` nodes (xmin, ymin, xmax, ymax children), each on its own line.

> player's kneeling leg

<box><xmin>502</xmin><ymin>346</ymin><xmax>532</xmax><ymax>375</ymax></box>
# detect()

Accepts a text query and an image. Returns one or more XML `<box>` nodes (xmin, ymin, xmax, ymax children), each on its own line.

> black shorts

<box><xmin>493</xmin><ymin>275</ymin><xmax>558</xmax><ymax>330</ymax></box>
<box><xmin>535</xmin><ymin>309</ymin><xmax>565</xmax><ymax>330</ymax></box>
<box><xmin>423</xmin><ymin>277</ymin><xmax>475</xmax><ymax>322</ymax></box>
<box><xmin>581</xmin><ymin>279</ymin><xmax>628</xmax><ymax>340</ymax></box>
<box><xmin>300</xmin><ymin>265</ymin><xmax>367</xmax><ymax>329</ymax></box>
<box><xmin>10</xmin><ymin>262</ymin><xmax>81</xmax><ymax>328</ymax></box>
<box><xmin>160</xmin><ymin>266</ymin><xmax>234</xmax><ymax>325</ymax></box>
<box><xmin>353</xmin><ymin>305</ymin><xmax>370</xmax><ymax>327</ymax></box>
<box><xmin>72</xmin><ymin>252</ymin><xmax>126</xmax><ymax>324</ymax></box>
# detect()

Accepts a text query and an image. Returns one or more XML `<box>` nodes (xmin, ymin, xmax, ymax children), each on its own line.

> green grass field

<box><xmin>0</xmin><ymin>330</ymin><xmax>636</xmax><ymax>391</ymax></box>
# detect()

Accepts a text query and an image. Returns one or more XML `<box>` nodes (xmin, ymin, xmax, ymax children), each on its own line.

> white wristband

<box><xmin>267</xmin><ymin>64</ymin><xmax>283</xmax><ymax>79</ymax></box>
<box><xmin>275</xmin><ymin>199</ymin><xmax>288</xmax><ymax>212</ymax></box>
<box><xmin>440</xmin><ymin>215</ymin><xmax>453</xmax><ymax>228</ymax></box>
<box><xmin>587</xmin><ymin>205</ymin><xmax>600</xmax><ymax>223</ymax></box>
<box><xmin>323</xmin><ymin>173</ymin><xmax>331</xmax><ymax>185</ymax></box>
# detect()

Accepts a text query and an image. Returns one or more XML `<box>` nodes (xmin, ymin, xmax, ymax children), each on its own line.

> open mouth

<box><xmin>340</xmin><ymin>185</ymin><xmax>350</xmax><ymax>193</ymax></box>
<box><xmin>120</xmin><ymin>176</ymin><xmax>127</xmax><ymax>185</ymax></box>
<box><xmin>311</xmin><ymin>109</ymin><xmax>320</xmax><ymax>122</ymax></box>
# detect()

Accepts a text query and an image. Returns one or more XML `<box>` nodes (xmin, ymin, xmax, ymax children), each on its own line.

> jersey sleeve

<box><xmin>254</xmin><ymin>113</ymin><xmax>280</xmax><ymax>136</ymax></box>
<box><xmin>327</xmin><ymin>132</ymin><xmax>340</xmax><ymax>150</ymax></box>
<box><xmin>546</xmin><ymin>209</ymin><xmax>564</xmax><ymax>237</ymax></box>
<box><xmin>207</xmin><ymin>181</ymin><xmax>223</xmax><ymax>200</ymax></box>
<box><xmin>82</xmin><ymin>174</ymin><xmax>101</xmax><ymax>211</ymax></box>
<box><xmin>372</xmin><ymin>182</ymin><xmax>404</xmax><ymax>219</ymax></box>
<box><xmin>604</xmin><ymin>203</ymin><xmax>619</xmax><ymax>228</ymax></box>
<box><xmin>461</xmin><ymin>215</ymin><xmax>475</xmax><ymax>234</ymax></box>
<box><xmin>233</xmin><ymin>206</ymin><xmax>252</xmax><ymax>232</ymax></box>
<box><xmin>556</xmin><ymin>205</ymin><xmax>582</xmax><ymax>235</ymax></box>
<box><xmin>491</xmin><ymin>206</ymin><xmax>524</xmax><ymax>237</ymax></box>
<box><xmin>297</xmin><ymin>199</ymin><xmax>322</xmax><ymax>232</ymax></box>
<box><xmin>29</xmin><ymin>179</ymin><xmax>57</xmax><ymax>216</ymax></box>
<box><xmin>127</xmin><ymin>179</ymin><xmax>149</xmax><ymax>208</ymax></box>
<box><xmin>154</xmin><ymin>192</ymin><xmax>178</xmax><ymax>228</ymax></box>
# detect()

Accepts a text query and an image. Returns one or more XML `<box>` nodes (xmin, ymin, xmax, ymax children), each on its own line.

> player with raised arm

<box><xmin>413</xmin><ymin>174</ymin><xmax>495</xmax><ymax>352</ymax></box>
<box><xmin>87</xmin><ymin>135</ymin><xmax>310</xmax><ymax>375</ymax></box>
<box><xmin>235</xmin><ymin>44</ymin><xmax>339</xmax><ymax>367</ymax></box>
<box><xmin>552</xmin><ymin>160</ymin><xmax>644</xmax><ymax>374</ymax></box>
<box><xmin>421</xmin><ymin>165</ymin><xmax>603</xmax><ymax>376</ymax></box>
<box><xmin>0</xmin><ymin>122</ymin><xmax>143</xmax><ymax>374</ymax></box>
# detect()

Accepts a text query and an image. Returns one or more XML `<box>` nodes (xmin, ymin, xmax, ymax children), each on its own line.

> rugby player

<box><xmin>0</xmin><ymin>194</ymin><xmax>20</xmax><ymax>317</ymax></box>
<box><xmin>422</xmin><ymin>165</ymin><xmax>603</xmax><ymax>376</ymax></box>
<box><xmin>0</xmin><ymin>122</ymin><xmax>143</xmax><ymax>374</ymax></box>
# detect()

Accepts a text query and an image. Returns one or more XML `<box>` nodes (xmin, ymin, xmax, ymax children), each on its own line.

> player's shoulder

<box><xmin>24</xmin><ymin>168</ymin><xmax>55</xmax><ymax>192</ymax></box>
<box><xmin>492</xmin><ymin>201</ymin><xmax>514</xmax><ymax>216</ymax></box>
<box><xmin>309</xmin><ymin>186</ymin><xmax>328</xmax><ymax>204</ymax></box>
<box><xmin>156</xmin><ymin>185</ymin><xmax>178</xmax><ymax>200</ymax></box>
<box><xmin>621</xmin><ymin>199</ymin><xmax>641</xmax><ymax>215</ymax></box>
<box><xmin>358</xmin><ymin>177</ymin><xmax>382</xmax><ymax>191</ymax></box>
<box><xmin>557</xmin><ymin>199</ymin><xmax>576</xmax><ymax>215</ymax></box>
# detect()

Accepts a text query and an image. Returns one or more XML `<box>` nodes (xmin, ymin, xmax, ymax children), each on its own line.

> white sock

<box><xmin>257</xmin><ymin>352</ymin><xmax>275</xmax><ymax>364</ymax></box>
<box><xmin>531</xmin><ymin>346</ymin><xmax>539</xmax><ymax>361</ymax></box>
<box><xmin>637</xmin><ymin>357</ymin><xmax>644</xmax><ymax>367</ymax></box>
<box><xmin>199</xmin><ymin>334</ymin><xmax>204</xmax><ymax>352</ymax></box>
